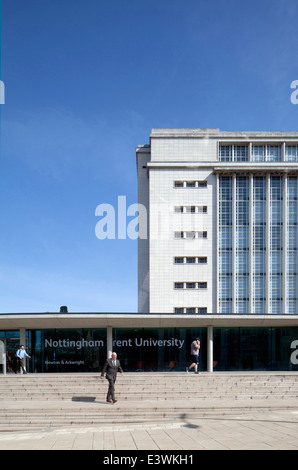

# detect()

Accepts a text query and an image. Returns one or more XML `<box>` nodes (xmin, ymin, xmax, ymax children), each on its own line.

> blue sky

<box><xmin>1</xmin><ymin>0</ymin><xmax>298</xmax><ymax>313</ymax></box>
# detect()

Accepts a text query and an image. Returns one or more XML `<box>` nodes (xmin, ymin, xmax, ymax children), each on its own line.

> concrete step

<box><xmin>0</xmin><ymin>402</ymin><xmax>297</xmax><ymax>432</ymax></box>
<box><xmin>1</xmin><ymin>377</ymin><xmax>297</xmax><ymax>400</ymax></box>
<box><xmin>1</xmin><ymin>373</ymin><xmax>297</xmax><ymax>431</ymax></box>
<box><xmin>2</xmin><ymin>392</ymin><xmax>297</xmax><ymax>400</ymax></box>
<box><xmin>2</xmin><ymin>395</ymin><xmax>298</xmax><ymax>403</ymax></box>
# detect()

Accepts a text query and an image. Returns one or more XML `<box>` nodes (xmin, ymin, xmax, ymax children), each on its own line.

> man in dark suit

<box><xmin>100</xmin><ymin>352</ymin><xmax>123</xmax><ymax>403</ymax></box>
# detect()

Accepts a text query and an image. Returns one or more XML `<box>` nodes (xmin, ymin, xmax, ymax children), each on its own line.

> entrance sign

<box><xmin>45</xmin><ymin>338</ymin><xmax>104</xmax><ymax>349</ymax></box>
<box><xmin>44</xmin><ymin>337</ymin><xmax>184</xmax><ymax>349</ymax></box>
<box><xmin>128</xmin><ymin>337</ymin><xmax>184</xmax><ymax>348</ymax></box>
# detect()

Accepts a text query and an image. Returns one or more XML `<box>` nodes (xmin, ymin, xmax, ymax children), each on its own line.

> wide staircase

<box><xmin>0</xmin><ymin>372</ymin><xmax>298</xmax><ymax>431</ymax></box>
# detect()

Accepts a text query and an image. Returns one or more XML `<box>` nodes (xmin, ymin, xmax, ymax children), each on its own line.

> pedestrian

<box><xmin>186</xmin><ymin>337</ymin><xmax>200</xmax><ymax>374</ymax></box>
<box><xmin>15</xmin><ymin>345</ymin><xmax>31</xmax><ymax>374</ymax></box>
<box><xmin>100</xmin><ymin>352</ymin><xmax>123</xmax><ymax>403</ymax></box>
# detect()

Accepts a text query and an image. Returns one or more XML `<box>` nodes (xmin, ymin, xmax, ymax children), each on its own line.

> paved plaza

<box><xmin>1</xmin><ymin>407</ymin><xmax>298</xmax><ymax>450</ymax></box>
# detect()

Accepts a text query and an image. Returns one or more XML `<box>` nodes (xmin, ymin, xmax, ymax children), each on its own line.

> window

<box><xmin>198</xmin><ymin>282</ymin><xmax>207</xmax><ymax>289</ymax></box>
<box><xmin>174</xmin><ymin>180</ymin><xmax>207</xmax><ymax>188</ymax></box>
<box><xmin>174</xmin><ymin>257</ymin><xmax>207</xmax><ymax>264</ymax></box>
<box><xmin>175</xmin><ymin>231</ymin><xmax>184</xmax><ymax>239</ymax></box>
<box><xmin>174</xmin><ymin>282</ymin><xmax>207</xmax><ymax>289</ymax></box>
<box><xmin>252</xmin><ymin>146</ymin><xmax>265</xmax><ymax>162</ymax></box>
<box><xmin>174</xmin><ymin>308</ymin><xmax>184</xmax><ymax>314</ymax></box>
<box><xmin>186</xmin><ymin>257</ymin><xmax>196</xmax><ymax>264</ymax></box>
<box><xmin>186</xmin><ymin>308</ymin><xmax>196</xmax><ymax>314</ymax></box>
<box><xmin>176</xmin><ymin>205</ymin><xmax>208</xmax><ymax>214</ymax></box>
<box><xmin>234</xmin><ymin>145</ymin><xmax>248</xmax><ymax>162</ymax></box>
<box><xmin>252</xmin><ymin>145</ymin><xmax>281</xmax><ymax>162</ymax></box>
<box><xmin>219</xmin><ymin>144</ymin><xmax>248</xmax><ymax>161</ymax></box>
<box><xmin>267</xmin><ymin>145</ymin><xmax>281</xmax><ymax>162</ymax></box>
<box><xmin>286</xmin><ymin>146</ymin><xmax>298</xmax><ymax>162</ymax></box>
<box><xmin>186</xmin><ymin>282</ymin><xmax>196</xmax><ymax>289</ymax></box>
<box><xmin>174</xmin><ymin>282</ymin><xmax>184</xmax><ymax>289</ymax></box>
<box><xmin>198</xmin><ymin>308</ymin><xmax>207</xmax><ymax>314</ymax></box>
<box><xmin>219</xmin><ymin>145</ymin><xmax>232</xmax><ymax>161</ymax></box>
<box><xmin>219</xmin><ymin>275</ymin><xmax>232</xmax><ymax>295</ymax></box>
<box><xmin>186</xmin><ymin>231</ymin><xmax>196</xmax><ymax>239</ymax></box>
<box><xmin>174</xmin><ymin>307</ymin><xmax>208</xmax><ymax>314</ymax></box>
<box><xmin>174</xmin><ymin>231</ymin><xmax>207</xmax><ymax>239</ymax></box>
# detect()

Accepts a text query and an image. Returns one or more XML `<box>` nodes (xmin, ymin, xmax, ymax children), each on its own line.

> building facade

<box><xmin>2</xmin><ymin>129</ymin><xmax>298</xmax><ymax>374</ymax></box>
<box><xmin>1</xmin><ymin>313</ymin><xmax>298</xmax><ymax>373</ymax></box>
<box><xmin>137</xmin><ymin>129</ymin><xmax>298</xmax><ymax>315</ymax></box>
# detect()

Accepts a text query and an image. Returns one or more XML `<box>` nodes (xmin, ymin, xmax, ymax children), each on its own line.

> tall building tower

<box><xmin>137</xmin><ymin>128</ymin><xmax>298</xmax><ymax>315</ymax></box>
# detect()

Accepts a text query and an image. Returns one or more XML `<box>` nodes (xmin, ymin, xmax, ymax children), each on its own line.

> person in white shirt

<box><xmin>186</xmin><ymin>338</ymin><xmax>200</xmax><ymax>374</ymax></box>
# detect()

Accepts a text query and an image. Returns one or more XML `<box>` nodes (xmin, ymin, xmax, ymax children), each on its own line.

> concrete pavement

<box><xmin>1</xmin><ymin>406</ymin><xmax>298</xmax><ymax>450</ymax></box>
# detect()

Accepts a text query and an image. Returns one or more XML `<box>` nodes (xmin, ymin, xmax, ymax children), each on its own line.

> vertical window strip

<box><xmin>235</xmin><ymin>176</ymin><xmax>249</xmax><ymax>313</ymax></box>
<box><xmin>219</xmin><ymin>176</ymin><xmax>233</xmax><ymax>313</ymax></box>
<box><xmin>287</xmin><ymin>177</ymin><xmax>298</xmax><ymax>313</ymax></box>
<box><xmin>270</xmin><ymin>176</ymin><xmax>283</xmax><ymax>313</ymax></box>
<box><xmin>253</xmin><ymin>177</ymin><xmax>266</xmax><ymax>314</ymax></box>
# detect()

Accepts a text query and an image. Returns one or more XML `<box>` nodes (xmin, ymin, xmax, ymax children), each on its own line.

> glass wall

<box><xmin>214</xmin><ymin>327</ymin><xmax>298</xmax><ymax>371</ymax></box>
<box><xmin>112</xmin><ymin>328</ymin><xmax>207</xmax><ymax>372</ymax></box>
<box><xmin>0</xmin><ymin>330</ymin><xmax>28</xmax><ymax>373</ymax></box>
<box><xmin>1</xmin><ymin>327</ymin><xmax>298</xmax><ymax>372</ymax></box>
<box><xmin>29</xmin><ymin>329</ymin><xmax>107</xmax><ymax>372</ymax></box>
<box><xmin>25</xmin><ymin>327</ymin><xmax>207</xmax><ymax>373</ymax></box>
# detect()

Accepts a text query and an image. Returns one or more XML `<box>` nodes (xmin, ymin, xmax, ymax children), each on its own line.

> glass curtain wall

<box><xmin>112</xmin><ymin>328</ymin><xmax>207</xmax><ymax>372</ymax></box>
<box><xmin>287</xmin><ymin>177</ymin><xmax>298</xmax><ymax>313</ymax></box>
<box><xmin>253</xmin><ymin>177</ymin><xmax>266</xmax><ymax>313</ymax></box>
<box><xmin>1</xmin><ymin>327</ymin><xmax>298</xmax><ymax>372</ymax></box>
<box><xmin>214</xmin><ymin>327</ymin><xmax>298</xmax><ymax>371</ymax></box>
<box><xmin>219</xmin><ymin>176</ymin><xmax>233</xmax><ymax>313</ymax></box>
<box><xmin>219</xmin><ymin>173</ymin><xmax>298</xmax><ymax>314</ymax></box>
<box><xmin>270</xmin><ymin>177</ymin><xmax>283</xmax><ymax>314</ymax></box>
<box><xmin>29</xmin><ymin>329</ymin><xmax>107</xmax><ymax>373</ymax></box>
<box><xmin>235</xmin><ymin>176</ymin><xmax>249</xmax><ymax>313</ymax></box>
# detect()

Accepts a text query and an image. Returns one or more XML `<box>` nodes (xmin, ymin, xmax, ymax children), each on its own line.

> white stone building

<box><xmin>137</xmin><ymin>128</ymin><xmax>298</xmax><ymax>315</ymax></box>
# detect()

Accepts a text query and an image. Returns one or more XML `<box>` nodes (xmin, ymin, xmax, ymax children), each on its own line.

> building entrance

<box><xmin>1</xmin><ymin>325</ymin><xmax>298</xmax><ymax>373</ymax></box>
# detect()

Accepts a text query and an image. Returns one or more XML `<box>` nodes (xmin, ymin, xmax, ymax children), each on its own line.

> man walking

<box><xmin>15</xmin><ymin>345</ymin><xmax>31</xmax><ymax>374</ymax></box>
<box><xmin>186</xmin><ymin>337</ymin><xmax>200</xmax><ymax>374</ymax></box>
<box><xmin>101</xmin><ymin>352</ymin><xmax>123</xmax><ymax>403</ymax></box>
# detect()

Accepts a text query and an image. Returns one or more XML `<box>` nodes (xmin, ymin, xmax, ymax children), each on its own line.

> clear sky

<box><xmin>1</xmin><ymin>0</ymin><xmax>298</xmax><ymax>313</ymax></box>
